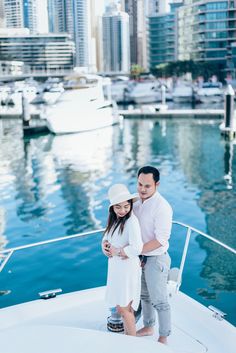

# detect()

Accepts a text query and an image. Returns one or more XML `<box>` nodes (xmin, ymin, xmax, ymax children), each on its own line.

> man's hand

<box><xmin>102</xmin><ymin>240</ymin><xmax>112</xmax><ymax>257</ymax></box>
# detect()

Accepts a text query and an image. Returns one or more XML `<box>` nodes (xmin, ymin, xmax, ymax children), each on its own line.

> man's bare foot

<box><xmin>158</xmin><ymin>336</ymin><xmax>167</xmax><ymax>345</ymax></box>
<box><xmin>136</xmin><ymin>327</ymin><xmax>154</xmax><ymax>337</ymax></box>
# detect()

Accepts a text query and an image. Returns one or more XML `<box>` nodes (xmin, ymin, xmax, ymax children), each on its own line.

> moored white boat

<box><xmin>43</xmin><ymin>74</ymin><xmax>120</xmax><ymax>134</ymax></box>
<box><xmin>32</xmin><ymin>82</ymin><xmax>64</xmax><ymax>105</ymax></box>
<box><xmin>110</xmin><ymin>76</ymin><xmax>134</xmax><ymax>103</ymax></box>
<box><xmin>127</xmin><ymin>81</ymin><xmax>162</xmax><ymax>104</ymax></box>
<box><xmin>0</xmin><ymin>222</ymin><xmax>235</xmax><ymax>353</ymax></box>
<box><xmin>172</xmin><ymin>84</ymin><xmax>194</xmax><ymax>103</ymax></box>
<box><xmin>196</xmin><ymin>82</ymin><xmax>224</xmax><ymax>103</ymax></box>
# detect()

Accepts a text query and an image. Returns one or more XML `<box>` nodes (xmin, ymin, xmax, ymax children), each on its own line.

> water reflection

<box><xmin>50</xmin><ymin>129</ymin><xmax>114</xmax><ymax>233</ymax></box>
<box><xmin>122</xmin><ymin>119</ymin><xmax>236</xmax><ymax>298</ymax></box>
<box><xmin>0</xmin><ymin>207</ymin><xmax>7</xmax><ymax>249</ymax></box>
<box><xmin>223</xmin><ymin>142</ymin><xmax>234</xmax><ymax>190</ymax></box>
<box><xmin>0</xmin><ymin>118</ymin><xmax>235</xmax><ymax>323</ymax></box>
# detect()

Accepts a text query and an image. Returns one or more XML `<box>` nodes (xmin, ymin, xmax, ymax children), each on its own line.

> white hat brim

<box><xmin>109</xmin><ymin>193</ymin><xmax>139</xmax><ymax>207</ymax></box>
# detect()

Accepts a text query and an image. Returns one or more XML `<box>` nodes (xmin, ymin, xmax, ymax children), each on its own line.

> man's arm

<box><xmin>141</xmin><ymin>239</ymin><xmax>162</xmax><ymax>254</ymax></box>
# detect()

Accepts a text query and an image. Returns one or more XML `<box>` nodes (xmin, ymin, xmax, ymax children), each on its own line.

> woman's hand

<box><xmin>109</xmin><ymin>246</ymin><xmax>128</xmax><ymax>259</ymax></box>
<box><xmin>109</xmin><ymin>245</ymin><xmax>119</xmax><ymax>257</ymax></box>
<box><xmin>102</xmin><ymin>240</ymin><xmax>112</xmax><ymax>257</ymax></box>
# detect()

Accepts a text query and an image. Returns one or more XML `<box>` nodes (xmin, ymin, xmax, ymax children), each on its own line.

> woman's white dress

<box><xmin>103</xmin><ymin>213</ymin><xmax>143</xmax><ymax>311</ymax></box>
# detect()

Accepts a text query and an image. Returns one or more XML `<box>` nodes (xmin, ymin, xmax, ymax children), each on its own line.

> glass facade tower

<box><xmin>178</xmin><ymin>0</ymin><xmax>236</xmax><ymax>70</ymax></box>
<box><xmin>148</xmin><ymin>2</ymin><xmax>181</xmax><ymax>69</ymax></box>
<box><xmin>102</xmin><ymin>4</ymin><xmax>130</xmax><ymax>73</ymax></box>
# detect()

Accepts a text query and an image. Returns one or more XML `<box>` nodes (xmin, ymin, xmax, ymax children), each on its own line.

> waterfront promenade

<box><xmin>0</xmin><ymin>108</ymin><xmax>224</xmax><ymax>120</ymax></box>
<box><xmin>0</xmin><ymin>69</ymin><xmax>73</xmax><ymax>82</ymax></box>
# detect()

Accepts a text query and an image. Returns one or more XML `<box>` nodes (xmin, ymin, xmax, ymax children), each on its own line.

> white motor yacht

<box><xmin>172</xmin><ymin>84</ymin><xmax>194</xmax><ymax>103</ymax></box>
<box><xmin>110</xmin><ymin>77</ymin><xmax>134</xmax><ymax>103</ymax></box>
<box><xmin>32</xmin><ymin>82</ymin><xmax>64</xmax><ymax>105</ymax></box>
<box><xmin>196</xmin><ymin>82</ymin><xmax>224</xmax><ymax>103</ymax></box>
<box><xmin>43</xmin><ymin>74</ymin><xmax>120</xmax><ymax>134</ymax></box>
<box><xmin>0</xmin><ymin>222</ymin><xmax>235</xmax><ymax>353</ymax></box>
<box><xmin>127</xmin><ymin>81</ymin><xmax>162</xmax><ymax>104</ymax></box>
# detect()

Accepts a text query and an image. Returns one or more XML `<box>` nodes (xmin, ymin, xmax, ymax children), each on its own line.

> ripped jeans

<box><xmin>141</xmin><ymin>253</ymin><xmax>171</xmax><ymax>337</ymax></box>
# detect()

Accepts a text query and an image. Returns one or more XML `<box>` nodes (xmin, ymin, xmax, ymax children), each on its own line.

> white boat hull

<box><xmin>44</xmin><ymin>84</ymin><xmax>119</xmax><ymax>134</ymax></box>
<box><xmin>197</xmin><ymin>95</ymin><xmax>224</xmax><ymax>104</ymax></box>
<box><xmin>133</xmin><ymin>93</ymin><xmax>162</xmax><ymax>104</ymax></box>
<box><xmin>172</xmin><ymin>96</ymin><xmax>193</xmax><ymax>103</ymax></box>
<box><xmin>0</xmin><ymin>286</ymin><xmax>235</xmax><ymax>353</ymax></box>
<box><xmin>46</xmin><ymin>105</ymin><xmax>117</xmax><ymax>134</ymax></box>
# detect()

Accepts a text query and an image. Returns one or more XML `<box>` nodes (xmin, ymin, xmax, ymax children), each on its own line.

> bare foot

<box><xmin>158</xmin><ymin>336</ymin><xmax>167</xmax><ymax>345</ymax></box>
<box><xmin>136</xmin><ymin>327</ymin><xmax>154</xmax><ymax>337</ymax></box>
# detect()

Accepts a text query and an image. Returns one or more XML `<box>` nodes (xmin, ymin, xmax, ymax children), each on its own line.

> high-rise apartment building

<box><xmin>3</xmin><ymin>0</ymin><xmax>24</xmax><ymax>28</ymax></box>
<box><xmin>148</xmin><ymin>1</ymin><xmax>181</xmax><ymax>69</ymax></box>
<box><xmin>102</xmin><ymin>3</ymin><xmax>130</xmax><ymax>73</ymax></box>
<box><xmin>90</xmin><ymin>0</ymin><xmax>106</xmax><ymax>72</ymax></box>
<box><xmin>177</xmin><ymin>0</ymin><xmax>236</xmax><ymax>72</ymax></box>
<box><xmin>47</xmin><ymin>0</ymin><xmax>65</xmax><ymax>33</ymax></box>
<box><xmin>122</xmin><ymin>0</ymin><xmax>138</xmax><ymax>65</ymax></box>
<box><xmin>23</xmin><ymin>0</ymin><xmax>38</xmax><ymax>33</ymax></box>
<box><xmin>3</xmin><ymin>0</ymin><xmax>48</xmax><ymax>33</ymax></box>
<box><xmin>0</xmin><ymin>0</ymin><xmax>5</xmax><ymax>27</ymax></box>
<box><xmin>0</xmin><ymin>28</ymin><xmax>75</xmax><ymax>71</ymax></box>
<box><xmin>48</xmin><ymin>0</ymin><xmax>92</xmax><ymax>69</ymax></box>
<box><xmin>74</xmin><ymin>0</ymin><xmax>91</xmax><ymax>68</ymax></box>
<box><xmin>148</xmin><ymin>0</ymin><xmax>170</xmax><ymax>15</ymax></box>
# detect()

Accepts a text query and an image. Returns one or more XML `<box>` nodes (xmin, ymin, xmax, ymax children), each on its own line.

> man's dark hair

<box><xmin>138</xmin><ymin>166</ymin><xmax>160</xmax><ymax>183</ymax></box>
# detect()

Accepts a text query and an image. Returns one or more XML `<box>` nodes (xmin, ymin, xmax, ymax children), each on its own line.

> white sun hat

<box><xmin>108</xmin><ymin>184</ymin><xmax>139</xmax><ymax>207</ymax></box>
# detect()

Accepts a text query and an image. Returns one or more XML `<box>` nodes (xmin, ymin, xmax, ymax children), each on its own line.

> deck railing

<box><xmin>0</xmin><ymin>221</ymin><xmax>235</xmax><ymax>292</ymax></box>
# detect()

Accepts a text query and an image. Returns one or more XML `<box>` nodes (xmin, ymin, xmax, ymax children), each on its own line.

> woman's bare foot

<box><xmin>136</xmin><ymin>327</ymin><xmax>154</xmax><ymax>337</ymax></box>
<box><xmin>158</xmin><ymin>336</ymin><xmax>167</xmax><ymax>344</ymax></box>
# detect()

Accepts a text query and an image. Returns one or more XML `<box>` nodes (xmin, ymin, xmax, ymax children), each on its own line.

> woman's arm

<box><xmin>123</xmin><ymin>216</ymin><xmax>143</xmax><ymax>258</ymax></box>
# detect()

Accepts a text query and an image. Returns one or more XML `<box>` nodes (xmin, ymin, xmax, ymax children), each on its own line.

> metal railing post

<box><xmin>176</xmin><ymin>227</ymin><xmax>192</xmax><ymax>291</ymax></box>
<box><xmin>0</xmin><ymin>250</ymin><xmax>13</xmax><ymax>273</ymax></box>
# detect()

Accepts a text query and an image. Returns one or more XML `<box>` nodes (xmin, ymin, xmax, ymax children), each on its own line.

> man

<box><xmin>133</xmin><ymin>165</ymin><xmax>172</xmax><ymax>344</ymax></box>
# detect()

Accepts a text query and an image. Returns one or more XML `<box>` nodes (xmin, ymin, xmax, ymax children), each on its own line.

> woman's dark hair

<box><xmin>138</xmin><ymin>165</ymin><xmax>160</xmax><ymax>183</ymax></box>
<box><xmin>104</xmin><ymin>199</ymin><xmax>133</xmax><ymax>236</ymax></box>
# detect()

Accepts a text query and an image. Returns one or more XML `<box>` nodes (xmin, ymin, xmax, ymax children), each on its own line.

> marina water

<box><xmin>0</xmin><ymin>117</ymin><xmax>235</xmax><ymax>325</ymax></box>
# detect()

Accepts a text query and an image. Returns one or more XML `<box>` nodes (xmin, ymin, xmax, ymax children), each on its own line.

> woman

<box><xmin>102</xmin><ymin>183</ymin><xmax>143</xmax><ymax>336</ymax></box>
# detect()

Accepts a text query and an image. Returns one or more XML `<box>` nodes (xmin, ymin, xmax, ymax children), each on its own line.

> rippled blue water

<box><xmin>0</xmin><ymin>118</ymin><xmax>235</xmax><ymax>325</ymax></box>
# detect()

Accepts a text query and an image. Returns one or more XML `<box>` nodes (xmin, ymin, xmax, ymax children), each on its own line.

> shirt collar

<box><xmin>136</xmin><ymin>191</ymin><xmax>160</xmax><ymax>205</ymax></box>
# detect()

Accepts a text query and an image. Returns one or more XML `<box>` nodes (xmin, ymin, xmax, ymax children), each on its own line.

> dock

<box><xmin>119</xmin><ymin>108</ymin><xmax>224</xmax><ymax>119</ymax></box>
<box><xmin>0</xmin><ymin>107</ymin><xmax>224</xmax><ymax>120</ymax></box>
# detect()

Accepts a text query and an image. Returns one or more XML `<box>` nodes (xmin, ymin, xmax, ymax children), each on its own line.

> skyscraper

<box><xmin>0</xmin><ymin>0</ymin><xmax>5</xmax><ymax>27</ymax></box>
<box><xmin>121</xmin><ymin>0</ymin><xmax>148</xmax><ymax>68</ymax></box>
<box><xmin>122</xmin><ymin>0</ymin><xmax>138</xmax><ymax>65</ymax></box>
<box><xmin>148</xmin><ymin>0</ymin><xmax>170</xmax><ymax>15</ymax></box>
<box><xmin>102</xmin><ymin>3</ymin><xmax>130</xmax><ymax>73</ymax></box>
<box><xmin>48</xmin><ymin>0</ymin><xmax>92</xmax><ymax>69</ymax></box>
<box><xmin>3</xmin><ymin>0</ymin><xmax>24</xmax><ymax>28</ymax></box>
<box><xmin>90</xmin><ymin>0</ymin><xmax>106</xmax><ymax>72</ymax></box>
<box><xmin>74</xmin><ymin>0</ymin><xmax>91</xmax><ymax>67</ymax></box>
<box><xmin>3</xmin><ymin>0</ymin><xmax>48</xmax><ymax>33</ymax></box>
<box><xmin>47</xmin><ymin>0</ymin><xmax>65</xmax><ymax>33</ymax></box>
<box><xmin>177</xmin><ymin>0</ymin><xmax>236</xmax><ymax>73</ymax></box>
<box><xmin>23</xmin><ymin>0</ymin><xmax>38</xmax><ymax>33</ymax></box>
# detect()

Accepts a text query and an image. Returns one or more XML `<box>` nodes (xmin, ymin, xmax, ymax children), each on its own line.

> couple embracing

<box><xmin>102</xmin><ymin>166</ymin><xmax>172</xmax><ymax>344</ymax></box>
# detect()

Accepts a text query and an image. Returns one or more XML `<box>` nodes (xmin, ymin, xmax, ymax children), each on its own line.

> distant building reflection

<box><xmin>0</xmin><ymin>207</ymin><xmax>7</xmax><ymax>250</ymax></box>
<box><xmin>14</xmin><ymin>137</ymin><xmax>55</xmax><ymax>222</ymax></box>
<box><xmin>49</xmin><ymin>127</ymin><xmax>116</xmax><ymax>233</ymax></box>
<box><xmin>174</xmin><ymin>121</ymin><xmax>236</xmax><ymax>294</ymax></box>
<box><xmin>121</xmin><ymin>119</ymin><xmax>236</xmax><ymax>295</ymax></box>
<box><xmin>223</xmin><ymin>142</ymin><xmax>234</xmax><ymax>190</ymax></box>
